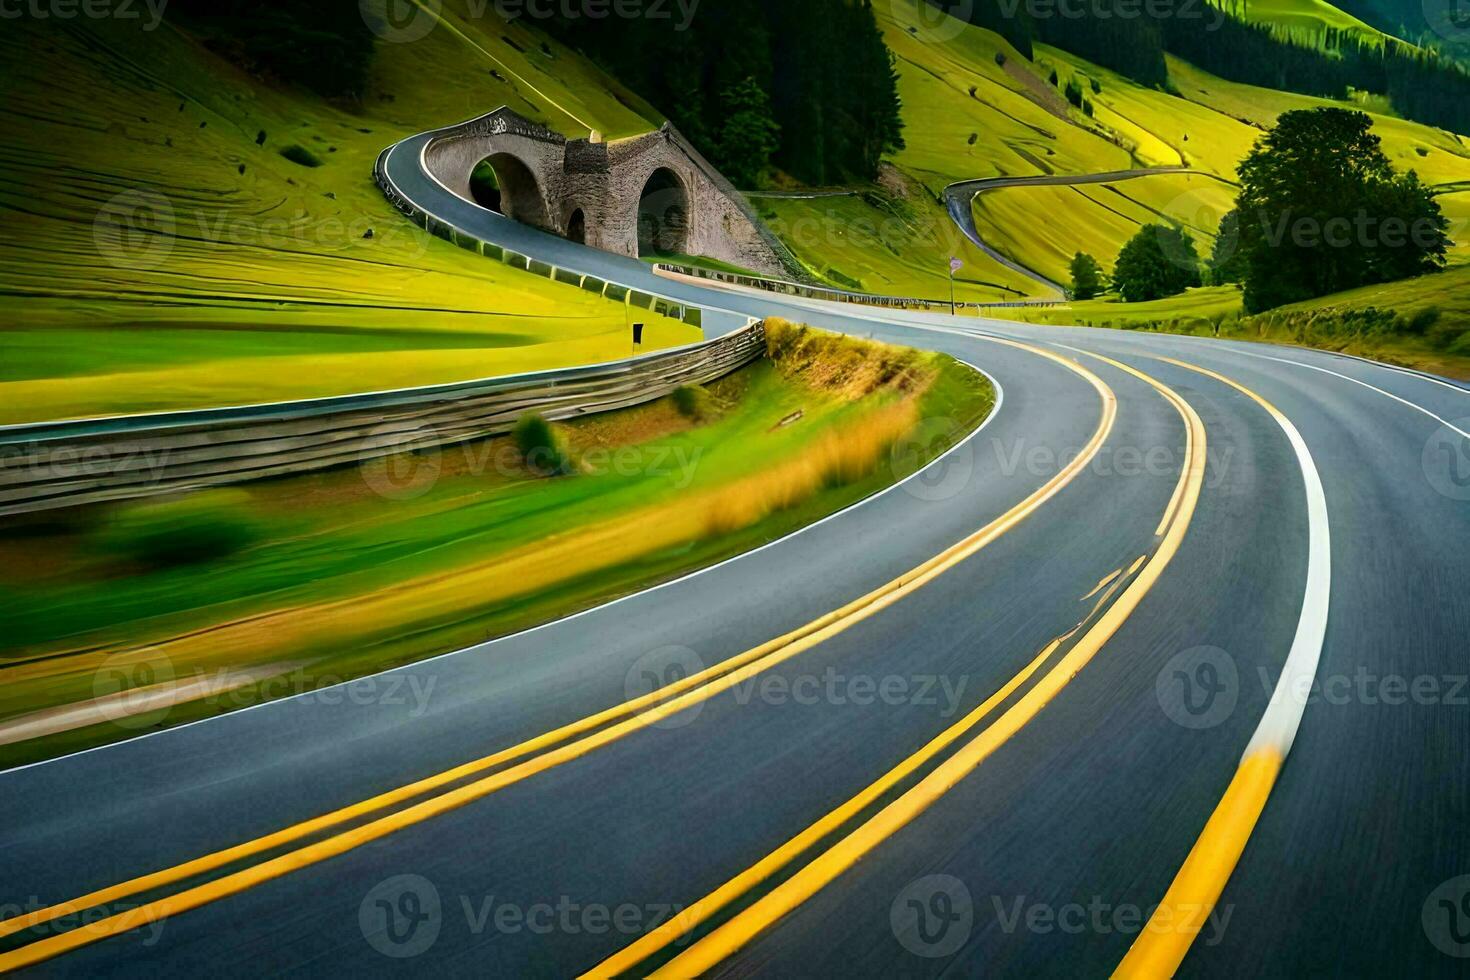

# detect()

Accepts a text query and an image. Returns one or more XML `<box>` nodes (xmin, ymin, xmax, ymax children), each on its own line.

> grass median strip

<box><xmin>0</xmin><ymin>323</ymin><xmax>988</xmax><ymax>767</ymax></box>
<box><xmin>0</xmin><ymin>335</ymin><xmax>1104</xmax><ymax>972</ymax></box>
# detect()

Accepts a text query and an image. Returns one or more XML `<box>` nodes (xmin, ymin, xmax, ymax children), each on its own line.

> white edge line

<box><xmin>1040</xmin><ymin>335</ymin><xmax>1332</xmax><ymax>759</ymax></box>
<box><xmin>0</xmin><ymin>360</ymin><xmax>1006</xmax><ymax>777</ymax></box>
<box><xmin>1228</xmin><ymin>347</ymin><xmax>1470</xmax><ymax>440</ymax></box>
<box><xmin>1240</xmin><ymin>397</ymin><xmax>1331</xmax><ymax>760</ymax></box>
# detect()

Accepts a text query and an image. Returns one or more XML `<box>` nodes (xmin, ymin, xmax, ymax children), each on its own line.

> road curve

<box><xmin>943</xmin><ymin>168</ymin><xmax>1232</xmax><ymax>298</ymax></box>
<box><xmin>1</xmin><ymin>129</ymin><xmax>1467</xmax><ymax>979</ymax></box>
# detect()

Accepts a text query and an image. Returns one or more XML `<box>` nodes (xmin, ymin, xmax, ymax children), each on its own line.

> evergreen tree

<box><xmin>1208</xmin><ymin>211</ymin><xmax>1248</xmax><ymax>285</ymax></box>
<box><xmin>716</xmin><ymin>78</ymin><xmax>782</xmax><ymax>187</ymax></box>
<box><xmin>536</xmin><ymin>0</ymin><xmax>903</xmax><ymax>186</ymax></box>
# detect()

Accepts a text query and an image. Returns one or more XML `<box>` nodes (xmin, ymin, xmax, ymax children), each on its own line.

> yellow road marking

<box><xmin>1112</xmin><ymin>750</ymin><xmax>1281</xmax><ymax>979</ymax></box>
<box><xmin>1081</xmin><ymin>566</ymin><xmax>1124</xmax><ymax>601</ymax></box>
<box><xmin>584</xmin><ymin>641</ymin><xmax>1060</xmax><ymax>979</ymax></box>
<box><xmin>642</xmin><ymin>348</ymin><xmax>1206</xmax><ymax>977</ymax></box>
<box><xmin>1112</xmin><ymin>354</ymin><xmax>1328</xmax><ymax>978</ymax></box>
<box><xmin>0</xmin><ymin>338</ymin><xmax>1114</xmax><ymax>972</ymax></box>
<box><xmin>587</xmin><ymin>562</ymin><xmax>1140</xmax><ymax>977</ymax></box>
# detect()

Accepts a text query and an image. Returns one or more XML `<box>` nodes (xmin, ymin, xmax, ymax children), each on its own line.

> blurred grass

<box><xmin>0</xmin><ymin>9</ymin><xmax>691</xmax><ymax>422</ymax></box>
<box><xmin>0</xmin><ymin>329</ymin><xmax>995</xmax><ymax>766</ymax></box>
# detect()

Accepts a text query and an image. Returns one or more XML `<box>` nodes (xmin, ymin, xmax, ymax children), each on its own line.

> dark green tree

<box><xmin>1208</xmin><ymin>210</ymin><xmax>1248</xmax><ymax>285</ymax></box>
<box><xmin>170</xmin><ymin>0</ymin><xmax>376</xmax><ymax>99</ymax></box>
<box><xmin>1069</xmin><ymin>252</ymin><xmax>1106</xmax><ymax>300</ymax></box>
<box><xmin>536</xmin><ymin>0</ymin><xmax>903</xmax><ymax>186</ymax></box>
<box><xmin>1234</xmin><ymin>108</ymin><xmax>1449</xmax><ymax>311</ymax></box>
<box><xmin>716</xmin><ymin>78</ymin><xmax>782</xmax><ymax>188</ymax></box>
<box><xmin>1112</xmin><ymin>224</ymin><xmax>1202</xmax><ymax>302</ymax></box>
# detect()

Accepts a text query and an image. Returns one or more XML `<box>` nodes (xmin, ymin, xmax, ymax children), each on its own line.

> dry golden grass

<box><xmin>1</xmin><ymin>325</ymin><xmax>950</xmax><ymax>731</ymax></box>
<box><xmin>764</xmin><ymin>318</ymin><xmax>931</xmax><ymax>398</ymax></box>
<box><xmin>701</xmin><ymin>399</ymin><xmax>919</xmax><ymax>537</ymax></box>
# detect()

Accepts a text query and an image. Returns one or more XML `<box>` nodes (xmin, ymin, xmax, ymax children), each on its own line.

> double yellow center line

<box><xmin>584</xmin><ymin>347</ymin><xmax>1207</xmax><ymax>977</ymax></box>
<box><xmin>0</xmin><ymin>337</ymin><xmax>1113</xmax><ymax>972</ymax></box>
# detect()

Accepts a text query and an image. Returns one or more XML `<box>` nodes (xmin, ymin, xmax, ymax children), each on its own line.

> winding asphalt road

<box><xmin>1</xmin><ymin>130</ymin><xmax>1468</xmax><ymax>978</ymax></box>
<box><xmin>943</xmin><ymin>168</ymin><xmax>1231</xmax><ymax>298</ymax></box>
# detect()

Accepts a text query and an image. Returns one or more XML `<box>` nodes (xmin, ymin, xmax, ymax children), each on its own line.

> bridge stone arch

<box><xmin>470</xmin><ymin>152</ymin><xmax>553</xmax><ymax>230</ymax></box>
<box><xmin>634</xmin><ymin>166</ymin><xmax>690</xmax><ymax>257</ymax></box>
<box><xmin>421</xmin><ymin>111</ymin><xmax>562</xmax><ymax>233</ymax></box>
<box><xmin>421</xmin><ymin>108</ymin><xmax>799</xmax><ymax>277</ymax></box>
<box><xmin>564</xmin><ymin>205</ymin><xmax>587</xmax><ymax>245</ymax></box>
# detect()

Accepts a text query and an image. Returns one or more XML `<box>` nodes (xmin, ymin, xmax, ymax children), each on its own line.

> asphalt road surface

<box><xmin>1</xmin><ymin>131</ymin><xmax>1467</xmax><ymax>978</ymax></box>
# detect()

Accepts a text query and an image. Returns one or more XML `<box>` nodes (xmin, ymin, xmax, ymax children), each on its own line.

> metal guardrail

<box><xmin>0</xmin><ymin>321</ymin><xmax>766</xmax><ymax>517</ymax></box>
<box><xmin>651</xmin><ymin>263</ymin><xmax>1060</xmax><ymax>314</ymax></box>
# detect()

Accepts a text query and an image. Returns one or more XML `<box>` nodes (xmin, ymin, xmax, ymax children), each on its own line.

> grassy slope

<box><xmin>0</xmin><ymin>333</ymin><xmax>994</xmax><ymax>767</ymax></box>
<box><xmin>757</xmin><ymin>1</ymin><xmax>1131</xmax><ymax>302</ymax></box>
<box><xmin>969</xmin><ymin>45</ymin><xmax>1470</xmax><ymax>286</ymax></box>
<box><xmin>760</xmin><ymin>2</ymin><xmax>1465</xmax><ymax>301</ymax></box>
<box><xmin>0</xmin><ymin>6</ymin><xmax>693</xmax><ymax>423</ymax></box>
<box><xmin>1221</xmin><ymin>0</ymin><xmax>1399</xmax><ymax>43</ymax></box>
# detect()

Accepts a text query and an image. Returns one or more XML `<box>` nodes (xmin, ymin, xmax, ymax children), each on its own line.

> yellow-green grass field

<box><xmin>1218</xmin><ymin>0</ymin><xmax>1399</xmax><ymax>44</ymax></box>
<box><xmin>771</xmin><ymin>3</ymin><xmax>1470</xmax><ymax>305</ymax></box>
<box><xmin>0</xmin><ymin>7</ymin><xmax>690</xmax><ymax>423</ymax></box>
<box><xmin>0</xmin><ymin>324</ymin><xmax>994</xmax><ymax>767</ymax></box>
<box><xmin>971</xmin><ymin>172</ymin><xmax>1238</xmax><ymax>286</ymax></box>
<box><xmin>750</xmin><ymin>1</ymin><xmax>1140</xmax><ymax>300</ymax></box>
<box><xmin>758</xmin><ymin>186</ymin><xmax>1040</xmax><ymax>302</ymax></box>
<box><xmin>965</xmin><ymin>43</ymin><xmax>1470</xmax><ymax>287</ymax></box>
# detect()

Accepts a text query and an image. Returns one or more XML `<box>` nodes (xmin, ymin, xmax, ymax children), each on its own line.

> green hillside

<box><xmin>1222</xmin><ymin>0</ymin><xmax>1399</xmax><ymax>43</ymax></box>
<box><xmin>0</xmin><ymin>5</ymin><xmax>690</xmax><ymax>424</ymax></box>
<box><xmin>967</xmin><ymin>44</ymin><xmax>1470</xmax><ymax>285</ymax></box>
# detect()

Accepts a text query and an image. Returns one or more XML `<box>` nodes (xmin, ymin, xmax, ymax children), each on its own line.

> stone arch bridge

<box><xmin>421</xmin><ymin>108</ymin><xmax>797</xmax><ymax>277</ymax></box>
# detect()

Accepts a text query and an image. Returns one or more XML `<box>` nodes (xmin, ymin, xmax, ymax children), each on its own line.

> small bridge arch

<box><xmin>420</xmin><ymin>108</ymin><xmax>792</xmax><ymax>275</ymax></box>
<box><xmin>469</xmin><ymin>152</ymin><xmax>553</xmax><ymax>230</ymax></box>
<box><xmin>636</xmin><ymin>167</ymin><xmax>690</xmax><ymax>257</ymax></box>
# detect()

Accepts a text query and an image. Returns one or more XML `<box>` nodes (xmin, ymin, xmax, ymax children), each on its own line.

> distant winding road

<box><xmin>944</xmin><ymin>168</ymin><xmax>1229</xmax><ymax>298</ymax></box>
<box><xmin>2</xmin><ymin>132</ymin><xmax>1468</xmax><ymax>979</ymax></box>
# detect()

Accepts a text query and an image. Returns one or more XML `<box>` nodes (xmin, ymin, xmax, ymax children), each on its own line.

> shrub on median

<box><xmin>513</xmin><ymin>413</ymin><xmax>575</xmax><ymax>476</ymax></box>
<box><xmin>672</xmin><ymin>384</ymin><xmax>716</xmax><ymax>422</ymax></box>
<box><xmin>99</xmin><ymin>489</ymin><xmax>261</xmax><ymax>568</ymax></box>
